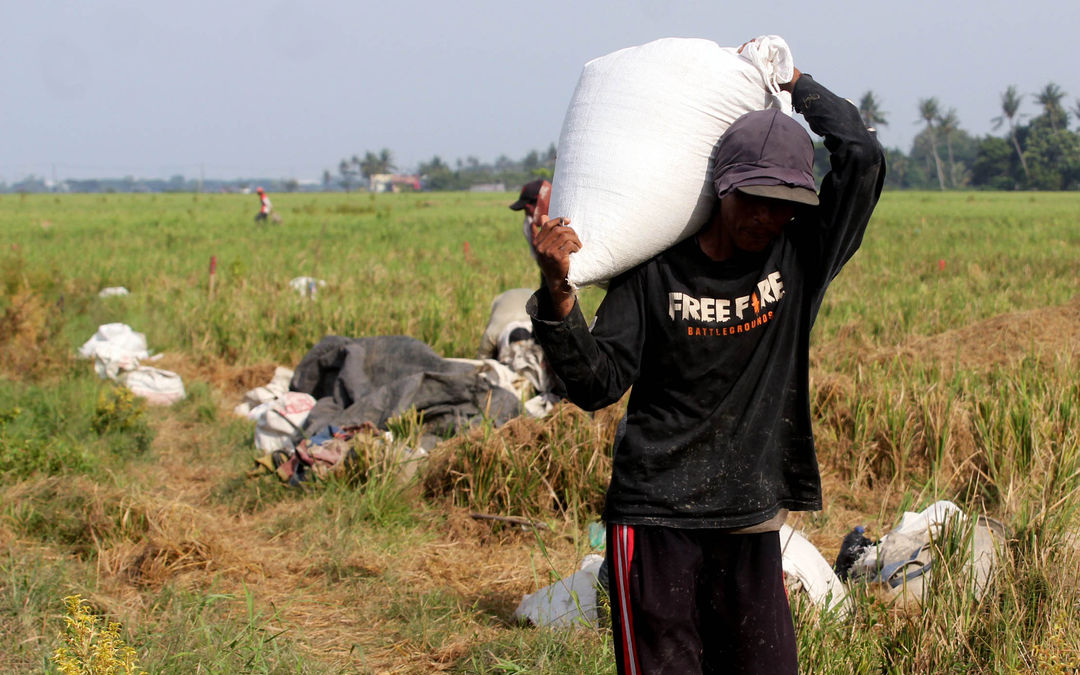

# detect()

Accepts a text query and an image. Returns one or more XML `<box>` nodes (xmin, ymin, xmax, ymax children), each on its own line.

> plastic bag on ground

<box><xmin>848</xmin><ymin>501</ymin><xmax>1006</xmax><ymax>606</ymax></box>
<box><xmin>780</xmin><ymin>524</ymin><xmax>851</xmax><ymax>617</ymax></box>
<box><xmin>234</xmin><ymin>367</ymin><xmax>295</xmax><ymax>417</ymax></box>
<box><xmin>514</xmin><ymin>554</ymin><xmax>605</xmax><ymax>628</ymax></box>
<box><xmin>477</xmin><ymin>288</ymin><xmax>533</xmax><ymax>359</ymax></box>
<box><xmin>289</xmin><ymin>277</ymin><xmax>326</xmax><ymax>298</ymax></box>
<box><xmin>77</xmin><ymin>324</ymin><xmax>186</xmax><ymax>405</ymax></box>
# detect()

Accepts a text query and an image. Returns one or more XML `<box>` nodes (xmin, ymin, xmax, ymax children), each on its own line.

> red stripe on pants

<box><xmin>613</xmin><ymin>524</ymin><xmax>639</xmax><ymax>675</ymax></box>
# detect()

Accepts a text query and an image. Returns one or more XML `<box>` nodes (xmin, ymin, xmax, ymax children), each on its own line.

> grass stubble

<box><xmin>0</xmin><ymin>190</ymin><xmax>1077</xmax><ymax>673</ymax></box>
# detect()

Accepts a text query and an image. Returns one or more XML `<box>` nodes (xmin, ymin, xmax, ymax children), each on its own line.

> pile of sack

<box><xmin>235</xmin><ymin>330</ymin><xmax>561</xmax><ymax>485</ymax></box>
<box><xmin>78</xmin><ymin>323</ymin><xmax>186</xmax><ymax>405</ymax></box>
<box><xmin>476</xmin><ymin>288</ymin><xmax>560</xmax><ymax>417</ymax></box>
<box><xmin>837</xmin><ymin>500</ymin><xmax>1006</xmax><ymax>606</ymax></box>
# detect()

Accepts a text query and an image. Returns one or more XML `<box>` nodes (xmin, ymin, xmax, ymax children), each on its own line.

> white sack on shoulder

<box><xmin>550</xmin><ymin>36</ymin><xmax>795</xmax><ymax>288</ymax></box>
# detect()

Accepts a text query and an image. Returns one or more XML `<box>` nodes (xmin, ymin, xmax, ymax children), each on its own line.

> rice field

<box><xmin>0</xmin><ymin>189</ymin><xmax>1078</xmax><ymax>673</ymax></box>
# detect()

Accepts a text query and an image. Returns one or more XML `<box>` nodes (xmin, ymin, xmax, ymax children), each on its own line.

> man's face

<box><xmin>720</xmin><ymin>190</ymin><xmax>795</xmax><ymax>252</ymax></box>
<box><xmin>523</xmin><ymin>202</ymin><xmax>537</xmax><ymax>218</ymax></box>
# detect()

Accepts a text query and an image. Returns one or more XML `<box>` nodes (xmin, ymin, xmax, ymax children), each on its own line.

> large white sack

<box><xmin>551</xmin><ymin>36</ymin><xmax>795</xmax><ymax>288</ymax></box>
<box><xmin>79</xmin><ymin>323</ymin><xmax>151</xmax><ymax>378</ymax></box>
<box><xmin>476</xmin><ymin>288</ymin><xmax>533</xmax><ymax>359</ymax></box>
<box><xmin>78</xmin><ymin>323</ymin><xmax>149</xmax><ymax>362</ymax></box>
<box><xmin>233</xmin><ymin>366</ymin><xmax>295</xmax><ymax>418</ymax></box>
<box><xmin>779</xmin><ymin>524</ymin><xmax>851</xmax><ymax>617</ymax></box>
<box><xmin>122</xmin><ymin>367</ymin><xmax>186</xmax><ymax>406</ymax></box>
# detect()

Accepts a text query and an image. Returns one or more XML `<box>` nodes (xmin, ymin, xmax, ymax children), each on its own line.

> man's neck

<box><xmin>696</xmin><ymin>221</ymin><xmax>734</xmax><ymax>261</ymax></box>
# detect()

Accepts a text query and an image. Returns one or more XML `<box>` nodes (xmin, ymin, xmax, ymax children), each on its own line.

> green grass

<box><xmin>0</xmin><ymin>192</ymin><xmax>600</xmax><ymax>363</ymax></box>
<box><xmin>0</xmin><ymin>190</ymin><xmax>1078</xmax><ymax>672</ymax></box>
<box><xmin>820</xmin><ymin>191</ymin><xmax>1080</xmax><ymax>342</ymax></box>
<box><xmin>0</xmin><ymin>373</ymin><xmax>157</xmax><ymax>481</ymax></box>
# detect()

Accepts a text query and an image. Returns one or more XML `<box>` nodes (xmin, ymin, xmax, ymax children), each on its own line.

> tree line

<box><xmin>330</xmin><ymin>82</ymin><xmax>1080</xmax><ymax>193</ymax></box>
<box><xmin>325</xmin><ymin>145</ymin><xmax>556</xmax><ymax>193</ymax></box>
<box><xmin>858</xmin><ymin>82</ymin><xmax>1080</xmax><ymax>190</ymax></box>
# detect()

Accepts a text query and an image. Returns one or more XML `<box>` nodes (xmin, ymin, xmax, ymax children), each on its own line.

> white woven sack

<box><xmin>122</xmin><ymin>367</ymin><xmax>186</xmax><ymax>406</ymax></box>
<box><xmin>779</xmin><ymin>524</ymin><xmax>851</xmax><ymax>617</ymax></box>
<box><xmin>551</xmin><ymin>36</ymin><xmax>795</xmax><ymax>288</ymax></box>
<box><xmin>78</xmin><ymin>323</ymin><xmax>149</xmax><ymax>362</ymax></box>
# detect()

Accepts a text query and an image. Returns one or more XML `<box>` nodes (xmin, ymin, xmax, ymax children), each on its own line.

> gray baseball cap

<box><xmin>712</xmin><ymin>108</ymin><xmax>819</xmax><ymax>206</ymax></box>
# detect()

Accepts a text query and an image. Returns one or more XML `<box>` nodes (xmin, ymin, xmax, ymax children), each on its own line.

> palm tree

<box><xmin>991</xmin><ymin>85</ymin><xmax>1029</xmax><ymax>180</ymax></box>
<box><xmin>936</xmin><ymin>108</ymin><xmax>961</xmax><ymax>187</ymax></box>
<box><xmin>338</xmin><ymin>159</ymin><xmax>355</xmax><ymax>192</ymax></box>
<box><xmin>1072</xmin><ymin>99</ymin><xmax>1080</xmax><ymax>130</ymax></box>
<box><xmin>377</xmin><ymin>148</ymin><xmax>396</xmax><ymax>174</ymax></box>
<box><xmin>918</xmin><ymin>97</ymin><xmax>947</xmax><ymax>190</ymax></box>
<box><xmin>360</xmin><ymin>149</ymin><xmax>396</xmax><ymax>181</ymax></box>
<box><xmin>359</xmin><ymin>152</ymin><xmax>381</xmax><ymax>182</ymax></box>
<box><xmin>858</xmin><ymin>91</ymin><xmax>888</xmax><ymax>132</ymax></box>
<box><xmin>1035</xmin><ymin>82</ymin><xmax>1067</xmax><ymax>131</ymax></box>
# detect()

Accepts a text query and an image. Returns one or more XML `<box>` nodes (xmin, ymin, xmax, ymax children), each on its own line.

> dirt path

<box><xmin>94</xmin><ymin>401</ymin><xmax>580</xmax><ymax>673</ymax></box>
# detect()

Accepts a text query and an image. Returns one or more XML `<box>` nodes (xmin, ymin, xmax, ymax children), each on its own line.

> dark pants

<box><xmin>606</xmin><ymin>524</ymin><xmax>798</xmax><ymax>675</ymax></box>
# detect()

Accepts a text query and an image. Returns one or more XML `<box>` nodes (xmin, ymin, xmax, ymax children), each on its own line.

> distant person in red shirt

<box><xmin>255</xmin><ymin>187</ymin><xmax>273</xmax><ymax>223</ymax></box>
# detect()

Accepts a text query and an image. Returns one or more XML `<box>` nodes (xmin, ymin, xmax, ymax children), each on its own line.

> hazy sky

<box><xmin>3</xmin><ymin>0</ymin><xmax>1078</xmax><ymax>181</ymax></box>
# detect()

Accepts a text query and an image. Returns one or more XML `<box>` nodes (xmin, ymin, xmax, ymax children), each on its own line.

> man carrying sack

<box><xmin>528</xmin><ymin>61</ymin><xmax>885</xmax><ymax>674</ymax></box>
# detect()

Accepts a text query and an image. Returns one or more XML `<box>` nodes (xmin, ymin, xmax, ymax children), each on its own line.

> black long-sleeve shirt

<box><xmin>529</xmin><ymin>75</ymin><xmax>885</xmax><ymax>529</ymax></box>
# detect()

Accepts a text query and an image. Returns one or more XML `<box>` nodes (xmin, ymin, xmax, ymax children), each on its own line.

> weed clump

<box><xmin>0</xmin><ymin>287</ymin><xmax>72</xmax><ymax>380</ymax></box>
<box><xmin>0</xmin><ymin>404</ymin><xmax>90</xmax><ymax>477</ymax></box>
<box><xmin>93</xmin><ymin>386</ymin><xmax>153</xmax><ymax>456</ymax></box>
<box><xmin>423</xmin><ymin>402</ymin><xmax>618</xmax><ymax>524</ymax></box>
<box><xmin>4</xmin><ymin>477</ymin><xmax>150</xmax><ymax>556</ymax></box>
<box><xmin>52</xmin><ymin>594</ymin><xmax>143</xmax><ymax>674</ymax></box>
<box><xmin>1031</xmin><ymin>613</ymin><xmax>1080</xmax><ymax>673</ymax></box>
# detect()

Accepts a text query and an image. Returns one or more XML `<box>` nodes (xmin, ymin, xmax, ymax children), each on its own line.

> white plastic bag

<box><xmin>476</xmin><ymin>288</ymin><xmax>533</xmax><ymax>359</ymax></box>
<box><xmin>550</xmin><ymin>36</ymin><xmax>795</xmax><ymax>288</ymax></box>
<box><xmin>289</xmin><ymin>276</ymin><xmax>326</xmax><ymax>298</ymax></box>
<box><xmin>234</xmin><ymin>367</ymin><xmax>295</xmax><ymax>417</ymax></box>
<box><xmin>514</xmin><ymin>555</ymin><xmax>605</xmax><ymax>627</ymax></box>
<box><xmin>779</xmin><ymin>524</ymin><xmax>851</xmax><ymax>617</ymax></box>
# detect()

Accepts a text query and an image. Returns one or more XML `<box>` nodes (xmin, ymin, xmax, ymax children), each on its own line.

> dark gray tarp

<box><xmin>290</xmin><ymin>335</ymin><xmax>521</xmax><ymax>436</ymax></box>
